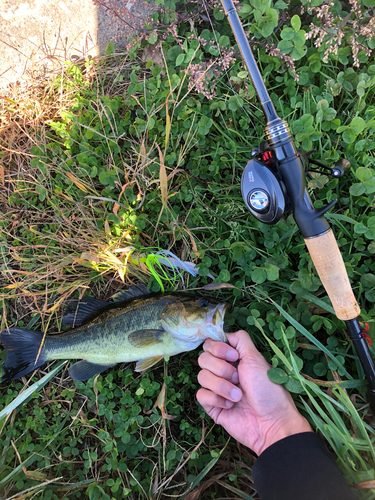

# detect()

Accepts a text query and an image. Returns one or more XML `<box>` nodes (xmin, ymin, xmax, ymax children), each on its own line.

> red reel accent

<box><xmin>262</xmin><ymin>151</ymin><xmax>273</xmax><ymax>166</ymax></box>
<box><xmin>361</xmin><ymin>323</ymin><xmax>371</xmax><ymax>346</ymax></box>
<box><xmin>361</xmin><ymin>332</ymin><xmax>372</xmax><ymax>347</ymax></box>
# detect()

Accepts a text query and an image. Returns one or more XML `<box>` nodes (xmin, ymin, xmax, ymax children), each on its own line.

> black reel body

<box><xmin>241</xmin><ymin>148</ymin><xmax>350</xmax><ymax>228</ymax></box>
<box><xmin>241</xmin><ymin>158</ymin><xmax>287</xmax><ymax>224</ymax></box>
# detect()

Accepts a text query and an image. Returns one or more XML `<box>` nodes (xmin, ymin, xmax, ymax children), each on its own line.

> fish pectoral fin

<box><xmin>128</xmin><ymin>329</ymin><xmax>164</xmax><ymax>348</ymax></box>
<box><xmin>69</xmin><ymin>360</ymin><xmax>117</xmax><ymax>381</ymax></box>
<box><xmin>135</xmin><ymin>356</ymin><xmax>164</xmax><ymax>372</ymax></box>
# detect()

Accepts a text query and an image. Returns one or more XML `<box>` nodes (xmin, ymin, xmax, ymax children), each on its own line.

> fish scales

<box><xmin>45</xmin><ymin>297</ymin><xmax>175</xmax><ymax>363</ymax></box>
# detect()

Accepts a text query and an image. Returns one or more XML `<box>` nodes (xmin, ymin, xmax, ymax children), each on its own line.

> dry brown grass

<box><xmin>0</xmin><ymin>46</ymin><xmax>203</xmax><ymax>331</ymax></box>
<box><xmin>0</xmin><ymin>55</ymin><xmax>155</xmax><ymax>329</ymax></box>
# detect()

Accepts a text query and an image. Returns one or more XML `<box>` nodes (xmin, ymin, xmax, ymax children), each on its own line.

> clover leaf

<box><xmin>354</xmin><ymin>217</ymin><xmax>375</xmax><ymax>239</ymax></box>
<box><xmin>268</xmin><ymin>368</ymin><xmax>289</xmax><ymax>385</ymax></box>
<box><xmin>349</xmin><ymin>167</ymin><xmax>375</xmax><ymax>196</ymax></box>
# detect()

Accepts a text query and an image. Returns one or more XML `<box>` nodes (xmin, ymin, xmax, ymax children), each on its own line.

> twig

<box><xmin>5</xmin><ymin>477</ymin><xmax>63</xmax><ymax>500</ymax></box>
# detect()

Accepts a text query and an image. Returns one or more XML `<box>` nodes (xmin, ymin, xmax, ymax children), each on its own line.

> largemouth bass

<box><xmin>0</xmin><ymin>285</ymin><xmax>228</xmax><ymax>382</ymax></box>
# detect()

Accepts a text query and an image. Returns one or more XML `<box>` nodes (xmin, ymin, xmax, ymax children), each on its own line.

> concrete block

<box><xmin>0</xmin><ymin>0</ymin><xmax>158</xmax><ymax>89</ymax></box>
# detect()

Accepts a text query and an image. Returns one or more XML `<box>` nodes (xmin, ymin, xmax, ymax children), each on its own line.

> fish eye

<box><xmin>198</xmin><ymin>298</ymin><xmax>209</xmax><ymax>307</ymax></box>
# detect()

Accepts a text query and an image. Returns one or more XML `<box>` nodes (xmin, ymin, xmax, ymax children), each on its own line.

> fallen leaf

<box><xmin>352</xmin><ymin>480</ymin><xmax>375</xmax><ymax>490</ymax></box>
<box><xmin>0</xmin><ymin>163</ymin><xmax>4</xmax><ymax>185</ymax></box>
<box><xmin>66</xmin><ymin>172</ymin><xmax>88</xmax><ymax>192</ymax></box>
<box><xmin>155</xmin><ymin>382</ymin><xmax>176</xmax><ymax>420</ymax></box>
<box><xmin>203</xmin><ymin>283</ymin><xmax>236</xmax><ymax>290</ymax></box>
<box><xmin>80</xmin><ymin>252</ymin><xmax>100</xmax><ymax>264</ymax></box>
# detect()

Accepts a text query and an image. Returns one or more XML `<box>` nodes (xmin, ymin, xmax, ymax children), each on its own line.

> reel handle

<box><xmin>304</xmin><ymin>230</ymin><xmax>360</xmax><ymax>321</ymax></box>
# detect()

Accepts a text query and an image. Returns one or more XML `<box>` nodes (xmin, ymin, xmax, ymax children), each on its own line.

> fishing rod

<box><xmin>220</xmin><ymin>0</ymin><xmax>375</xmax><ymax>413</ymax></box>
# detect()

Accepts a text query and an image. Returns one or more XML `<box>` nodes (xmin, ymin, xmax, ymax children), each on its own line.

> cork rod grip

<box><xmin>304</xmin><ymin>230</ymin><xmax>360</xmax><ymax>321</ymax></box>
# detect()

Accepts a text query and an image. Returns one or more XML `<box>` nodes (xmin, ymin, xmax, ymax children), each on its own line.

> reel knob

<box><xmin>336</xmin><ymin>158</ymin><xmax>351</xmax><ymax>173</ymax></box>
<box><xmin>331</xmin><ymin>159</ymin><xmax>351</xmax><ymax>178</ymax></box>
<box><xmin>332</xmin><ymin>166</ymin><xmax>344</xmax><ymax>178</ymax></box>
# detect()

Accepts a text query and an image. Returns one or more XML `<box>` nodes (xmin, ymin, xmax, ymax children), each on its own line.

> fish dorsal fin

<box><xmin>112</xmin><ymin>284</ymin><xmax>150</xmax><ymax>303</ymax></box>
<box><xmin>62</xmin><ymin>284</ymin><xmax>150</xmax><ymax>327</ymax></box>
<box><xmin>62</xmin><ymin>297</ymin><xmax>109</xmax><ymax>327</ymax></box>
<box><xmin>69</xmin><ymin>360</ymin><xmax>117</xmax><ymax>381</ymax></box>
<box><xmin>135</xmin><ymin>356</ymin><xmax>164</xmax><ymax>372</ymax></box>
<box><xmin>128</xmin><ymin>329</ymin><xmax>164</xmax><ymax>348</ymax></box>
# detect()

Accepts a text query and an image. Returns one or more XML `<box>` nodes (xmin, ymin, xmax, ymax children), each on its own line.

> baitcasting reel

<box><xmin>241</xmin><ymin>146</ymin><xmax>351</xmax><ymax>225</ymax></box>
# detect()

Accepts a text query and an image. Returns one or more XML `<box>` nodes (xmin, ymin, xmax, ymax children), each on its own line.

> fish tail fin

<box><xmin>0</xmin><ymin>328</ymin><xmax>48</xmax><ymax>381</ymax></box>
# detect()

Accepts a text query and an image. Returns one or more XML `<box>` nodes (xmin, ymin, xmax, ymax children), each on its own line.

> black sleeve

<box><xmin>252</xmin><ymin>432</ymin><xmax>356</xmax><ymax>500</ymax></box>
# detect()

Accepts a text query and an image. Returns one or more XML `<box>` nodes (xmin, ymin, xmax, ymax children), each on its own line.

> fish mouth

<box><xmin>206</xmin><ymin>303</ymin><xmax>228</xmax><ymax>342</ymax></box>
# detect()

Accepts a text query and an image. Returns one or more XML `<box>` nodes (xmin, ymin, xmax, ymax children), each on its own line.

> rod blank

<box><xmin>220</xmin><ymin>0</ymin><xmax>278</xmax><ymax>123</ymax></box>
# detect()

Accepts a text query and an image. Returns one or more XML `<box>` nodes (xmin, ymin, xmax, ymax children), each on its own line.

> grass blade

<box><xmin>179</xmin><ymin>456</ymin><xmax>220</xmax><ymax>499</ymax></box>
<box><xmin>164</xmin><ymin>94</ymin><xmax>171</xmax><ymax>153</ymax></box>
<box><xmin>276</xmin><ymin>283</ymin><xmax>335</xmax><ymax>315</ymax></box>
<box><xmin>271</xmin><ymin>301</ymin><xmax>352</xmax><ymax>379</ymax></box>
<box><xmin>47</xmin><ymin>478</ymin><xmax>98</xmax><ymax>491</ymax></box>
<box><xmin>0</xmin><ymin>361</ymin><xmax>68</xmax><ymax>421</ymax></box>
<box><xmin>85</xmin><ymin>196</ymin><xmax>129</xmax><ymax>209</ymax></box>
<box><xmin>326</xmin><ymin>213</ymin><xmax>357</xmax><ymax>225</ymax></box>
<box><xmin>216</xmin><ymin>480</ymin><xmax>255</xmax><ymax>500</ymax></box>
<box><xmin>0</xmin><ymin>454</ymin><xmax>38</xmax><ymax>489</ymax></box>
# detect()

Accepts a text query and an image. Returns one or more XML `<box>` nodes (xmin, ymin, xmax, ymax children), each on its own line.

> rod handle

<box><xmin>304</xmin><ymin>230</ymin><xmax>360</xmax><ymax>321</ymax></box>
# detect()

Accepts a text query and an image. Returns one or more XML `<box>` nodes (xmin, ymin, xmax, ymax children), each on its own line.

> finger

<box><xmin>203</xmin><ymin>338</ymin><xmax>239</xmax><ymax>362</ymax></box>
<box><xmin>198</xmin><ymin>369</ymin><xmax>243</xmax><ymax>402</ymax></box>
<box><xmin>197</xmin><ymin>388</ymin><xmax>235</xmax><ymax>409</ymax></box>
<box><xmin>227</xmin><ymin>330</ymin><xmax>265</xmax><ymax>361</ymax></box>
<box><xmin>198</xmin><ymin>351</ymin><xmax>239</xmax><ymax>384</ymax></box>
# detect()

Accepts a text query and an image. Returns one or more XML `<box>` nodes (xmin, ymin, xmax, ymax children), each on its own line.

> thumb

<box><xmin>227</xmin><ymin>330</ymin><xmax>263</xmax><ymax>361</ymax></box>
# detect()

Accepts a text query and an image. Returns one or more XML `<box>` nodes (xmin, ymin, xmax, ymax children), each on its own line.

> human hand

<box><xmin>196</xmin><ymin>330</ymin><xmax>312</xmax><ymax>456</ymax></box>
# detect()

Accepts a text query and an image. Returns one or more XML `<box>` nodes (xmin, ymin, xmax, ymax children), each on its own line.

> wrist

<box><xmin>256</xmin><ymin>412</ymin><xmax>313</xmax><ymax>456</ymax></box>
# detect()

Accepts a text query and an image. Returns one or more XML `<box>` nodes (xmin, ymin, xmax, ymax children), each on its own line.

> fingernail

<box><xmin>225</xmin><ymin>400</ymin><xmax>234</xmax><ymax>408</ymax></box>
<box><xmin>227</xmin><ymin>350</ymin><xmax>238</xmax><ymax>362</ymax></box>
<box><xmin>230</xmin><ymin>387</ymin><xmax>242</xmax><ymax>401</ymax></box>
<box><xmin>231</xmin><ymin>371</ymin><xmax>239</xmax><ymax>384</ymax></box>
